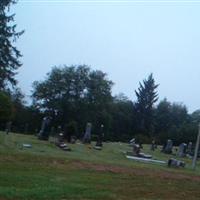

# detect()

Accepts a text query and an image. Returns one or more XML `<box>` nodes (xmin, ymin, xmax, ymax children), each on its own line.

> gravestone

<box><xmin>126</xmin><ymin>143</ymin><xmax>152</xmax><ymax>159</ymax></box>
<box><xmin>82</xmin><ymin>122</ymin><xmax>92</xmax><ymax>144</ymax></box>
<box><xmin>150</xmin><ymin>140</ymin><xmax>156</xmax><ymax>151</ymax></box>
<box><xmin>187</xmin><ymin>142</ymin><xmax>193</xmax><ymax>155</ymax></box>
<box><xmin>133</xmin><ymin>143</ymin><xmax>141</xmax><ymax>156</ymax></box>
<box><xmin>129</xmin><ymin>138</ymin><xmax>135</xmax><ymax>146</ymax></box>
<box><xmin>94</xmin><ymin>124</ymin><xmax>104</xmax><ymax>150</ymax></box>
<box><xmin>178</xmin><ymin>143</ymin><xmax>187</xmax><ymax>157</ymax></box>
<box><xmin>38</xmin><ymin>116</ymin><xmax>51</xmax><ymax>140</ymax></box>
<box><xmin>71</xmin><ymin>136</ymin><xmax>77</xmax><ymax>144</ymax></box>
<box><xmin>56</xmin><ymin>133</ymin><xmax>71</xmax><ymax>151</ymax></box>
<box><xmin>168</xmin><ymin>158</ymin><xmax>185</xmax><ymax>168</ymax></box>
<box><xmin>162</xmin><ymin>139</ymin><xmax>173</xmax><ymax>154</ymax></box>
<box><xmin>5</xmin><ymin>121</ymin><xmax>12</xmax><ymax>134</ymax></box>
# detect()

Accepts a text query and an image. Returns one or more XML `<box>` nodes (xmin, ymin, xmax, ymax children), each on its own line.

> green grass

<box><xmin>0</xmin><ymin>132</ymin><xmax>200</xmax><ymax>200</ymax></box>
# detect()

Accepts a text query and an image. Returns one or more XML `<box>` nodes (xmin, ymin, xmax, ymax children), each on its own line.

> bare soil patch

<box><xmin>71</xmin><ymin>160</ymin><xmax>200</xmax><ymax>182</ymax></box>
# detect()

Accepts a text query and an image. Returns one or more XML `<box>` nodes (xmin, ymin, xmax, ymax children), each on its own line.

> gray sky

<box><xmin>13</xmin><ymin>0</ymin><xmax>200</xmax><ymax>112</ymax></box>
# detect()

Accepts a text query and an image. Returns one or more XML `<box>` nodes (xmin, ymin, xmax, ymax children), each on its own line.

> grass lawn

<box><xmin>0</xmin><ymin>132</ymin><xmax>200</xmax><ymax>200</ymax></box>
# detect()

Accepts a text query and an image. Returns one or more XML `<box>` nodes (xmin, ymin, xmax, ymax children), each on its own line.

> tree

<box><xmin>155</xmin><ymin>98</ymin><xmax>172</xmax><ymax>135</ymax></box>
<box><xmin>0</xmin><ymin>0</ymin><xmax>24</xmax><ymax>90</ymax></box>
<box><xmin>32</xmin><ymin>65</ymin><xmax>114</xmax><ymax>136</ymax></box>
<box><xmin>86</xmin><ymin>70</ymin><xmax>113</xmax><ymax>134</ymax></box>
<box><xmin>109</xmin><ymin>93</ymin><xmax>135</xmax><ymax>141</ymax></box>
<box><xmin>134</xmin><ymin>73</ymin><xmax>159</xmax><ymax>136</ymax></box>
<box><xmin>155</xmin><ymin>99</ymin><xmax>192</xmax><ymax>144</ymax></box>
<box><xmin>0</xmin><ymin>91</ymin><xmax>13</xmax><ymax>128</ymax></box>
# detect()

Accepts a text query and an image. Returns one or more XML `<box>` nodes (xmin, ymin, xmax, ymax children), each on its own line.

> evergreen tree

<box><xmin>0</xmin><ymin>0</ymin><xmax>24</xmax><ymax>90</ymax></box>
<box><xmin>135</xmin><ymin>73</ymin><xmax>159</xmax><ymax>136</ymax></box>
<box><xmin>0</xmin><ymin>91</ymin><xmax>13</xmax><ymax>126</ymax></box>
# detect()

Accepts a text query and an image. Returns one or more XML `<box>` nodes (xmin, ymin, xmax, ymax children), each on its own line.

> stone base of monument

<box><xmin>126</xmin><ymin>151</ymin><xmax>152</xmax><ymax>159</ymax></box>
<box><xmin>56</xmin><ymin>143</ymin><xmax>71</xmax><ymax>151</ymax></box>
<box><xmin>126</xmin><ymin>155</ymin><xmax>166</xmax><ymax>164</ymax></box>
<box><xmin>22</xmin><ymin>144</ymin><xmax>32</xmax><ymax>148</ymax></box>
<box><xmin>168</xmin><ymin>158</ymin><xmax>185</xmax><ymax>168</ymax></box>
<box><xmin>94</xmin><ymin>146</ymin><xmax>102</xmax><ymax>150</ymax></box>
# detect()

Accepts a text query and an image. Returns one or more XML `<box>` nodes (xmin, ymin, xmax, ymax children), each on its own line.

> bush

<box><xmin>134</xmin><ymin>134</ymin><xmax>151</xmax><ymax>144</ymax></box>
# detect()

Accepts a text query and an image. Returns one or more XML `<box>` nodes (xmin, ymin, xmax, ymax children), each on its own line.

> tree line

<box><xmin>1</xmin><ymin>64</ymin><xmax>200</xmax><ymax>145</ymax></box>
<box><xmin>0</xmin><ymin>0</ymin><xmax>200</xmax><ymax>145</ymax></box>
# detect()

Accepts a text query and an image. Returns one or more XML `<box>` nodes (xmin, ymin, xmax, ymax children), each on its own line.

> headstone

<box><xmin>94</xmin><ymin>124</ymin><xmax>104</xmax><ymax>150</ymax></box>
<box><xmin>168</xmin><ymin>158</ymin><xmax>185</xmax><ymax>168</ymax></box>
<box><xmin>22</xmin><ymin>144</ymin><xmax>32</xmax><ymax>148</ymax></box>
<box><xmin>38</xmin><ymin>116</ymin><xmax>51</xmax><ymax>140</ymax></box>
<box><xmin>82</xmin><ymin>122</ymin><xmax>92</xmax><ymax>144</ymax></box>
<box><xmin>129</xmin><ymin>138</ymin><xmax>135</xmax><ymax>146</ymax></box>
<box><xmin>5</xmin><ymin>121</ymin><xmax>12</xmax><ymax>134</ymax></box>
<box><xmin>187</xmin><ymin>142</ymin><xmax>193</xmax><ymax>155</ymax></box>
<box><xmin>162</xmin><ymin>139</ymin><xmax>173</xmax><ymax>154</ymax></box>
<box><xmin>56</xmin><ymin>133</ymin><xmax>71</xmax><ymax>151</ymax></box>
<box><xmin>126</xmin><ymin>143</ymin><xmax>152</xmax><ymax>159</ymax></box>
<box><xmin>71</xmin><ymin>136</ymin><xmax>77</xmax><ymax>144</ymax></box>
<box><xmin>178</xmin><ymin>143</ymin><xmax>187</xmax><ymax>157</ymax></box>
<box><xmin>133</xmin><ymin>143</ymin><xmax>141</xmax><ymax>156</ymax></box>
<box><xmin>150</xmin><ymin>140</ymin><xmax>156</xmax><ymax>151</ymax></box>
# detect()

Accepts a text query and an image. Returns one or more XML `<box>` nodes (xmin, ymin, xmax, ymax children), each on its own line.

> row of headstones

<box><xmin>38</xmin><ymin>117</ymin><xmax>104</xmax><ymax>151</ymax></box>
<box><xmin>161</xmin><ymin>139</ymin><xmax>193</xmax><ymax>157</ymax></box>
<box><xmin>129</xmin><ymin>139</ymin><xmax>187</xmax><ymax>167</ymax></box>
<box><xmin>130</xmin><ymin>138</ymin><xmax>193</xmax><ymax>158</ymax></box>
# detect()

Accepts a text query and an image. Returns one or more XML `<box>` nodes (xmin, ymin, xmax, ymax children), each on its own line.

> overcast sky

<box><xmin>13</xmin><ymin>0</ymin><xmax>200</xmax><ymax>113</ymax></box>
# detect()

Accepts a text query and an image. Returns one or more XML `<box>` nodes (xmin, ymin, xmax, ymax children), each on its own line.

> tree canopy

<box><xmin>0</xmin><ymin>0</ymin><xmax>24</xmax><ymax>90</ymax></box>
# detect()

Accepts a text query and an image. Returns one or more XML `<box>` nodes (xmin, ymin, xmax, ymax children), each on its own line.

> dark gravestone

<box><xmin>83</xmin><ymin>122</ymin><xmax>92</xmax><ymax>144</ymax></box>
<box><xmin>168</xmin><ymin>158</ymin><xmax>185</xmax><ymax>168</ymax></box>
<box><xmin>187</xmin><ymin>142</ymin><xmax>193</xmax><ymax>155</ymax></box>
<box><xmin>94</xmin><ymin>124</ymin><xmax>104</xmax><ymax>150</ymax></box>
<box><xmin>133</xmin><ymin>143</ymin><xmax>141</xmax><ymax>156</ymax></box>
<box><xmin>150</xmin><ymin>140</ymin><xmax>156</xmax><ymax>151</ymax></box>
<box><xmin>5</xmin><ymin>121</ymin><xmax>12</xmax><ymax>134</ymax></box>
<box><xmin>56</xmin><ymin>133</ymin><xmax>71</xmax><ymax>151</ymax></box>
<box><xmin>129</xmin><ymin>138</ymin><xmax>135</xmax><ymax>146</ymax></box>
<box><xmin>127</xmin><ymin>143</ymin><xmax>152</xmax><ymax>159</ymax></box>
<box><xmin>71</xmin><ymin>136</ymin><xmax>77</xmax><ymax>144</ymax></box>
<box><xmin>38</xmin><ymin>116</ymin><xmax>51</xmax><ymax>140</ymax></box>
<box><xmin>162</xmin><ymin>139</ymin><xmax>173</xmax><ymax>154</ymax></box>
<box><xmin>178</xmin><ymin>143</ymin><xmax>187</xmax><ymax>157</ymax></box>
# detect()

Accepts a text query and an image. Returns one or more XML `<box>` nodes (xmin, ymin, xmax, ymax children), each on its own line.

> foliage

<box><xmin>0</xmin><ymin>91</ymin><xmax>13</xmax><ymax>125</ymax></box>
<box><xmin>32</xmin><ymin>65</ymin><xmax>113</xmax><ymax>137</ymax></box>
<box><xmin>2</xmin><ymin>64</ymin><xmax>197</xmax><ymax>144</ymax></box>
<box><xmin>0</xmin><ymin>0</ymin><xmax>24</xmax><ymax>90</ymax></box>
<box><xmin>154</xmin><ymin>99</ymin><xmax>195</xmax><ymax>144</ymax></box>
<box><xmin>109</xmin><ymin>93</ymin><xmax>134</xmax><ymax>141</ymax></box>
<box><xmin>64</xmin><ymin>120</ymin><xmax>78</xmax><ymax>141</ymax></box>
<box><xmin>134</xmin><ymin>73</ymin><xmax>159</xmax><ymax>136</ymax></box>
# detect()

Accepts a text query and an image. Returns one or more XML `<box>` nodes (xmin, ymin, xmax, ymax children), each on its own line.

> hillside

<box><xmin>0</xmin><ymin>132</ymin><xmax>200</xmax><ymax>200</ymax></box>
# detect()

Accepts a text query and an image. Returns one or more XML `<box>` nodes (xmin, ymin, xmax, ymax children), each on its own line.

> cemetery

<box><xmin>1</xmin><ymin>0</ymin><xmax>200</xmax><ymax>199</ymax></box>
<box><xmin>1</xmin><ymin>127</ymin><xmax>200</xmax><ymax>199</ymax></box>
